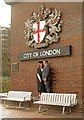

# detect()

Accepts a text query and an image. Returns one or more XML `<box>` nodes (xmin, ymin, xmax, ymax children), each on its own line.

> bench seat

<box><xmin>34</xmin><ymin>101</ymin><xmax>74</xmax><ymax>106</ymax></box>
<box><xmin>1</xmin><ymin>97</ymin><xmax>25</xmax><ymax>102</ymax></box>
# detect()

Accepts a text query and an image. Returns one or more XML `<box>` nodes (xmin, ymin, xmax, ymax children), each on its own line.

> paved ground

<box><xmin>0</xmin><ymin>100</ymin><xmax>82</xmax><ymax>119</ymax></box>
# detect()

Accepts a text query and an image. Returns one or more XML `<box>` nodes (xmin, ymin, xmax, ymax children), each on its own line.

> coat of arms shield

<box><xmin>33</xmin><ymin>21</ymin><xmax>46</xmax><ymax>44</ymax></box>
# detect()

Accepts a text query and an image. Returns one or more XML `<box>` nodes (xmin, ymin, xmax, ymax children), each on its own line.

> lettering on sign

<box><xmin>18</xmin><ymin>45</ymin><xmax>71</xmax><ymax>61</ymax></box>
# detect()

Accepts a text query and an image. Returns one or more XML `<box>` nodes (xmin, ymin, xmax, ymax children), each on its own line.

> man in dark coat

<box><xmin>42</xmin><ymin>60</ymin><xmax>52</xmax><ymax>93</ymax></box>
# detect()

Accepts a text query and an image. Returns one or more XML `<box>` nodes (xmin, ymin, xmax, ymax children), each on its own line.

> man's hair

<box><xmin>45</xmin><ymin>60</ymin><xmax>48</xmax><ymax>63</ymax></box>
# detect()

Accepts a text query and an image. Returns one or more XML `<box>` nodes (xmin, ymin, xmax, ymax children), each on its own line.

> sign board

<box><xmin>18</xmin><ymin>45</ymin><xmax>71</xmax><ymax>61</ymax></box>
<box><xmin>11</xmin><ymin>63</ymin><xmax>19</xmax><ymax>71</ymax></box>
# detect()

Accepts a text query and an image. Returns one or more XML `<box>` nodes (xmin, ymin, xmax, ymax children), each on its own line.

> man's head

<box><xmin>43</xmin><ymin>60</ymin><xmax>48</xmax><ymax>65</ymax></box>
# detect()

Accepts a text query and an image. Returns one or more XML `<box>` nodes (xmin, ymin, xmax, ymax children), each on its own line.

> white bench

<box><xmin>1</xmin><ymin>91</ymin><xmax>32</xmax><ymax>108</ymax></box>
<box><xmin>34</xmin><ymin>93</ymin><xmax>77</xmax><ymax>114</ymax></box>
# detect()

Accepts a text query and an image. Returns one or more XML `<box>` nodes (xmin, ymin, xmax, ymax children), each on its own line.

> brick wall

<box><xmin>10</xmin><ymin>2</ymin><xmax>82</xmax><ymax>112</ymax></box>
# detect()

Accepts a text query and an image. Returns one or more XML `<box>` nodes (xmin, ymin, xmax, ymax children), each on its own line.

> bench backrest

<box><xmin>7</xmin><ymin>91</ymin><xmax>32</xmax><ymax>101</ymax></box>
<box><xmin>40</xmin><ymin>93</ymin><xmax>77</xmax><ymax>105</ymax></box>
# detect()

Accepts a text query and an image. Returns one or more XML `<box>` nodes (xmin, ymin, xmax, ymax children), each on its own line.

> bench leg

<box><xmin>26</xmin><ymin>101</ymin><xmax>30</xmax><ymax>108</ymax></box>
<box><xmin>38</xmin><ymin>105</ymin><xmax>42</xmax><ymax>112</ymax></box>
<box><xmin>3</xmin><ymin>101</ymin><xmax>6</xmax><ymax>107</ymax></box>
<box><xmin>62</xmin><ymin>106</ymin><xmax>65</xmax><ymax>114</ymax></box>
<box><xmin>19</xmin><ymin>102</ymin><xmax>22</xmax><ymax>108</ymax></box>
<box><xmin>69</xmin><ymin>106</ymin><xmax>72</xmax><ymax>113</ymax></box>
<box><xmin>26</xmin><ymin>101</ymin><xmax>28</xmax><ymax>108</ymax></box>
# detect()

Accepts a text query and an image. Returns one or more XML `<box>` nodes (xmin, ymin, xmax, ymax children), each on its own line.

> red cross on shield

<box><xmin>33</xmin><ymin>21</ymin><xmax>46</xmax><ymax>44</ymax></box>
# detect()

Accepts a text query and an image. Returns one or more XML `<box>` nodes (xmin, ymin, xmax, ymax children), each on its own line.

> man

<box><xmin>42</xmin><ymin>60</ymin><xmax>52</xmax><ymax>93</ymax></box>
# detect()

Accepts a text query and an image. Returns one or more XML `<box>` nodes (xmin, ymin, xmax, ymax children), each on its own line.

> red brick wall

<box><xmin>10</xmin><ymin>2</ymin><xmax>82</xmax><ymax>112</ymax></box>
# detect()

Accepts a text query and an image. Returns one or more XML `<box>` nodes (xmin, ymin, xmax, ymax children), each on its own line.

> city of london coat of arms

<box><xmin>24</xmin><ymin>5</ymin><xmax>62</xmax><ymax>48</ymax></box>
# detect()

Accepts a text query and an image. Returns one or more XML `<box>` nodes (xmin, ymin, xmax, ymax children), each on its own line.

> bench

<box><xmin>34</xmin><ymin>93</ymin><xmax>77</xmax><ymax>114</ymax></box>
<box><xmin>1</xmin><ymin>91</ymin><xmax>32</xmax><ymax>108</ymax></box>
